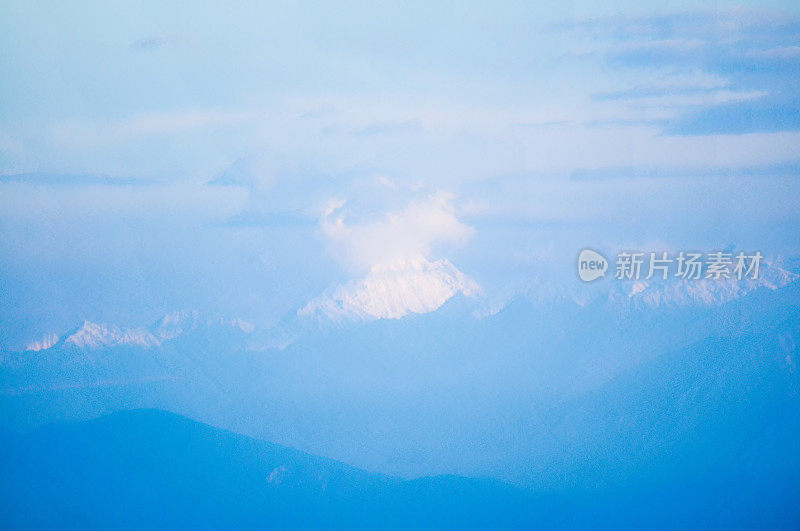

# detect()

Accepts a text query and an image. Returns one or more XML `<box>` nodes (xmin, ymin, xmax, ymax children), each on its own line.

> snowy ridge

<box><xmin>152</xmin><ymin>310</ymin><xmax>255</xmax><ymax>341</ymax></box>
<box><xmin>151</xmin><ymin>310</ymin><xmax>204</xmax><ymax>341</ymax></box>
<box><xmin>612</xmin><ymin>260</ymin><xmax>799</xmax><ymax>308</ymax></box>
<box><xmin>299</xmin><ymin>258</ymin><xmax>481</xmax><ymax>322</ymax></box>
<box><xmin>514</xmin><ymin>260</ymin><xmax>798</xmax><ymax>310</ymax></box>
<box><xmin>24</xmin><ymin>311</ymin><xmax>255</xmax><ymax>352</ymax></box>
<box><xmin>25</xmin><ymin>334</ymin><xmax>60</xmax><ymax>352</ymax></box>
<box><xmin>18</xmin><ymin>261</ymin><xmax>798</xmax><ymax>353</ymax></box>
<box><xmin>64</xmin><ymin>321</ymin><xmax>161</xmax><ymax>350</ymax></box>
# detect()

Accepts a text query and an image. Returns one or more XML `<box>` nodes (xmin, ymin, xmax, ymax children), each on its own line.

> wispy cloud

<box><xmin>0</xmin><ymin>172</ymin><xmax>151</xmax><ymax>186</ymax></box>
<box><xmin>130</xmin><ymin>33</ymin><xmax>196</xmax><ymax>51</ymax></box>
<box><xmin>562</xmin><ymin>8</ymin><xmax>800</xmax><ymax>134</ymax></box>
<box><xmin>570</xmin><ymin>160</ymin><xmax>800</xmax><ymax>181</ymax></box>
<box><xmin>222</xmin><ymin>210</ymin><xmax>315</xmax><ymax>228</ymax></box>
<box><xmin>52</xmin><ymin>110</ymin><xmax>249</xmax><ymax>148</ymax></box>
<box><xmin>746</xmin><ymin>45</ymin><xmax>800</xmax><ymax>59</ymax></box>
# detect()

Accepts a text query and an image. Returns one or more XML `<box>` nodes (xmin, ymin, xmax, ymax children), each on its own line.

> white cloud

<box><xmin>321</xmin><ymin>190</ymin><xmax>474</xmax><ymax>273</ymax></box>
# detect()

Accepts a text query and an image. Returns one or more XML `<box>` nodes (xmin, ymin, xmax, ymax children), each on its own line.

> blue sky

<box><xmin>1</xmin><ymin>1</ymin><xmax>799</xmax><ymax>346</ymax></box>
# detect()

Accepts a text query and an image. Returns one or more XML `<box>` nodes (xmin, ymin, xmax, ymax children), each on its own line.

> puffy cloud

<box><xmin>321</xmin><ymin>191</ymin><xmax>474</xmax><ymax>273</ymax></box>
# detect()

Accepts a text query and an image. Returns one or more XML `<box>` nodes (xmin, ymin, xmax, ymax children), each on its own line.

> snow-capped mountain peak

<box><xmin>299</xmin><ymin>258</ymin><xmax>481</xmax><ymax>322</ymax></box>
<box><xmin>63</xmin><ymin>321</ymin><xmax>161</xmax><ymax>350</ymax></box>
<box><xmin>22</xmin><ymin>311</ymin><xmax>255</xmax><ymax>353</ymax></box>
<box><xmin>25</xmin><ymin>334</ymin><xmax>60</xmax><ymax>352</ymax></box>
<box><xmin>610</xmin><ymin>260</ymin><xmax>799</xmax><ymax>308</ymax></box>
<box><xmin>151</xmin><ymin>310</ymin><xmax>203</xmax><ymax>341</ymax></box>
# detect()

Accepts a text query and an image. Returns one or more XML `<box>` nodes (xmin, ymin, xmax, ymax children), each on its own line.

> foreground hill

<box><xmin>0</xmin><ymin>409</ymin><xmax>542</xmax><ymax>529</ymax></box>
<box><xmin>2</xmin><ymin>403</ymin><xmax>799</xmax><ymax>529</ymax></box>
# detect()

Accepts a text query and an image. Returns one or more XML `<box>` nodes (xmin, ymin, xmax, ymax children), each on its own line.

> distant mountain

<box><xmin>150</xmin><ymin>309</ymin><xmax>255</xmax><ymax>341</ymax></box>
<box><xmin>606</xmin><ymin>259</ymin><xmax>798</xmax><ymax>309</ymax></box>
<box><xmin>499</xmin><ymin>287</ymin><xmax>800</xmax><ymax>491</ymax></box>
<box><xmin>517</xmin><ymin>259</ymin><xmax>797</xmax><ymax>310</ymax></box>
<box><xmin>23</xmin><ymin>310</ymin><xmax>256</xmax><ymax>352</ymax></box>
<box><xmin>0</xmin><ymin>311</ymin><xmax>258</xmax><ymax>432</ymax></box>
<box><xmin>299</xmin><ymin>258</ymin><xmax>481</xmax><ymax>322</ymax></box>
<box><xmin>12</xmin><ymin>259</ymin><xmax>796</xmax><ymax>357</ymax></box>
<box><xmin>61</xmin><ymin>321</ymin><xmax>161</xmax><ymax>350</ymax></box>
<box><xmin>268</xmin><ymin>259</ymin><xmax>797</xmax><ymax>354</ymax></box>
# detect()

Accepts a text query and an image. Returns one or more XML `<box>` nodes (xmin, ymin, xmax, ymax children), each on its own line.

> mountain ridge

<box><xmin>12</xmin><ymin>259</ymin><xmax>797</xmax><ymax>355</ymax></box>
<box><xmin>0</xmin><ymin>408</ymin><xmax>542</xmax><ymax>529</ymax></box>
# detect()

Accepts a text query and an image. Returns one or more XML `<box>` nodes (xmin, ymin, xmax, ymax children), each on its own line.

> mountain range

<box><xmin>1</xmin><ymin>276</ymin><xmax>799</xmax><ymax>527</ymax></box>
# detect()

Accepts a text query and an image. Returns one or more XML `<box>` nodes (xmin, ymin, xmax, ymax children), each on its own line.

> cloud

<box><xmin>207</xmin><ymin>154</ymin><xmax>322</xmax><ymax>193</ymax></box>
<box><xmin>0</xmin><ymin>172</ymin><xmax>151</xmax><ymax>186</ymax></box>
<box><xmin>131</xmin><ymin>36</ymin><xmax>171</xmax><ymax>51</ymax></box>
<box><xmin>591</xmin><ymin>69</ymin><xmax>730</xmax><ymax>101</ymax></box>
<box><xmin>561</xmin><ymin>9</ymin><xmax>800</xmax><ymax>135</ymax></box>
<box><xmin>130</xmin><ymin>33</ymin><xmax>196</xmax><ymax>51</ymax></box>
<box><xmin>746</xmin><ymin>45</ymin><xmax>800</xmax><ymax>59</ymax></box>
<box><xmin>121</xmin><ymin>110</ymin><xmax>247</xmax><ymax>136</ymax></box>
<box><xmin>569</xmin><ymin>160</ymin><xmax>800</xmax><ymax>181</ymax></box>
<box><xmin>321</xmin><ymin>191</ymin><xmax>474</xmax><ymax>273</ymax></box>
<box><xmin>52</xmin><ymin>110</ymin><xmax>249</xmax><ymax>148</ymax></box>
<box><xmin>353</xmin><ymin>119</ymin><xmax>424</xmax><ymax>137</ymax></box>
<box><xmin>208</xmin><ymin>152</ymin><xmax>342</xmax><ymax>233</ymax></box>
<box><xmin>221</xmin><ymin>210</ymin><xmax>315</xmax><ymax>228</ymax></box>
<box><xmin>664</xmin><ymin>93</ymin><xmax>800</xmax><ymax>135</ymax></box>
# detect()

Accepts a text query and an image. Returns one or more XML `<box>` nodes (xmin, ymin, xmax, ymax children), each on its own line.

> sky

<box><xmin>1</xmin><ymin>0</ymin><xmax>800</xmax><ymax>347</ymax></box>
